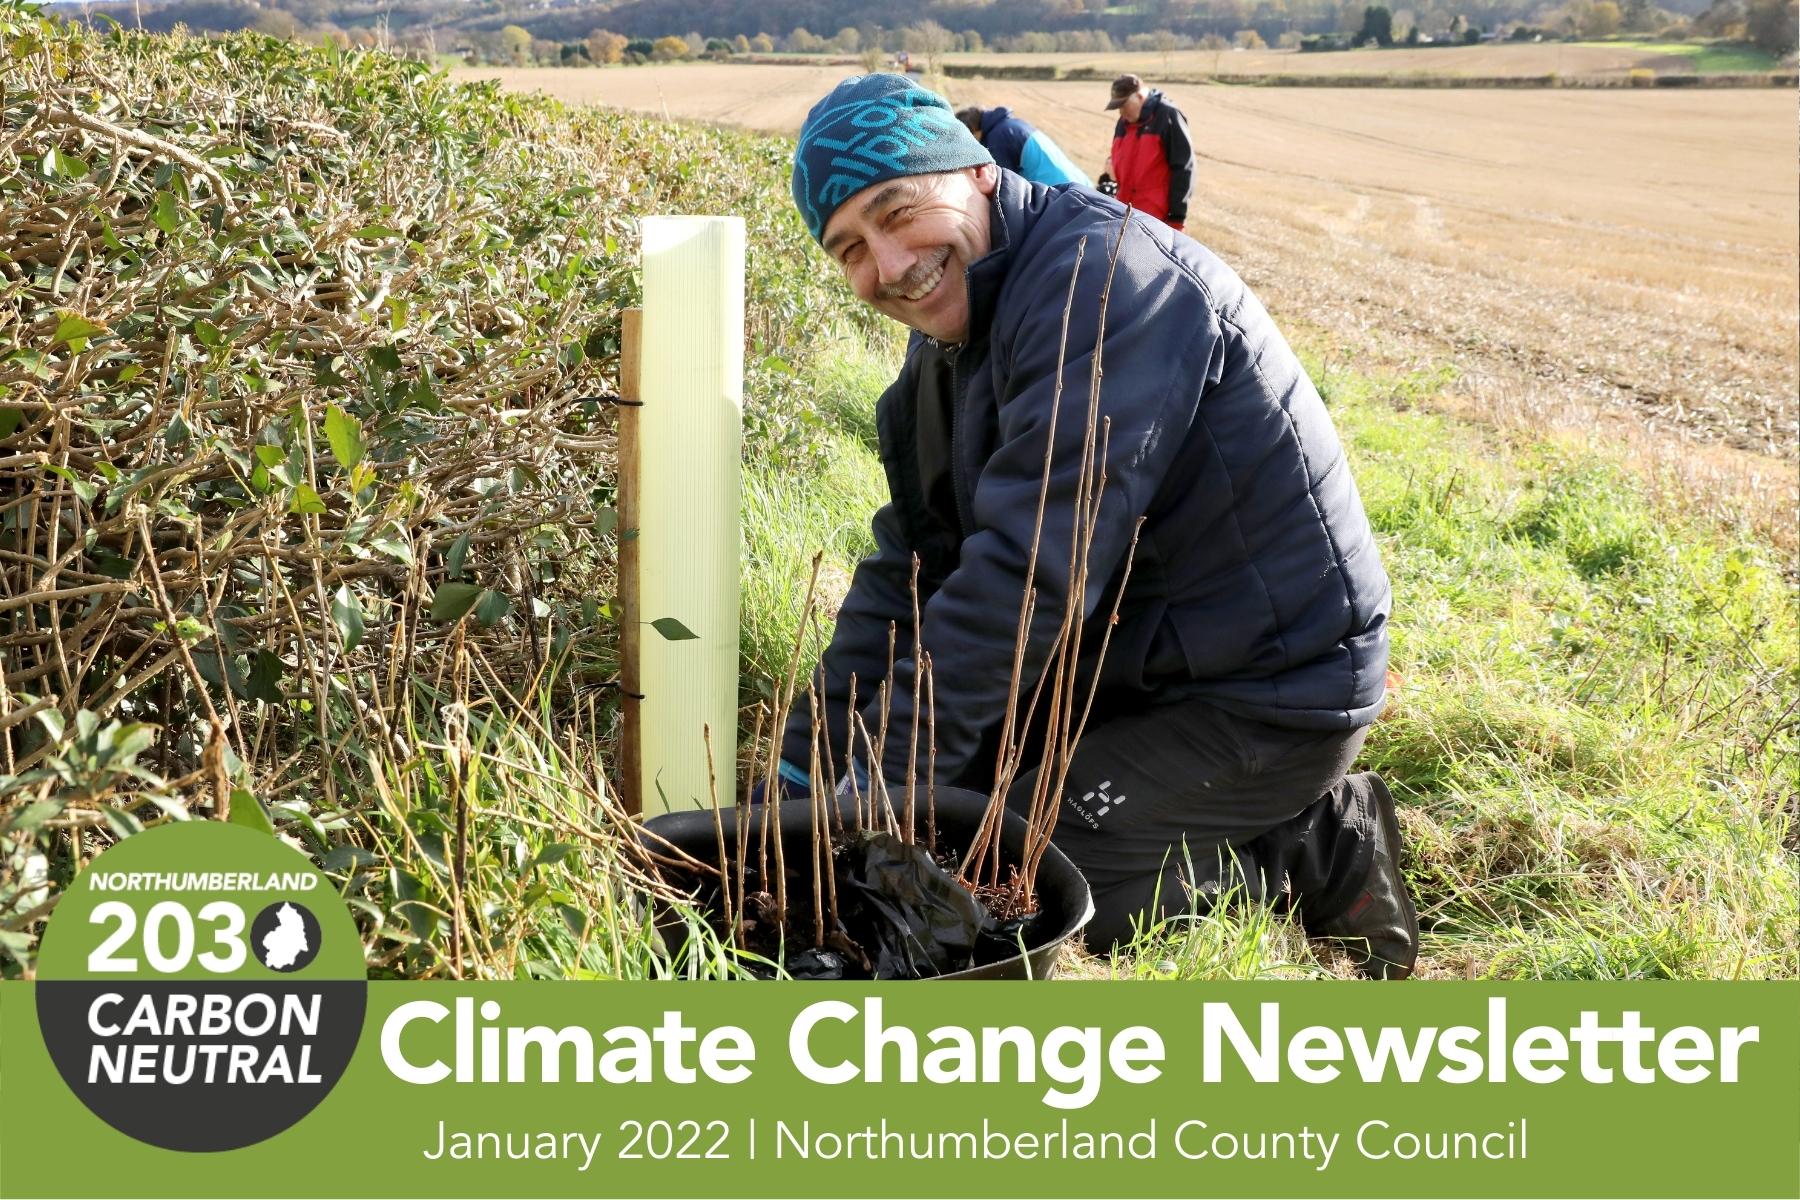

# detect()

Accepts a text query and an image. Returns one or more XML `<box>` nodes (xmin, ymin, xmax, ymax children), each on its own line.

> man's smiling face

<box><xmin>820</xmin><ymin>165</ymin><xmax>997</xmax><ymax>344</ymax></box>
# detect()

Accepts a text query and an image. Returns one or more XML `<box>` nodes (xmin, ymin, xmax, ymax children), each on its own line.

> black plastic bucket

<box><xmin>640</xmin><ymin>785</ymin><xmax>1093</xmax><ymax>980</ymax></box>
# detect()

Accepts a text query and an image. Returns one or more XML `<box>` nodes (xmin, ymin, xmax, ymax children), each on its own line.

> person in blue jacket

<box><xmin>954</xmin><ymin>105</ymin><xmax>1091</xmax><ymax>188</ymax></box>
<box><xmin>779</xmin><ymin>74</ymin><xmax>1417</xmax><ymax>978</ymax></box>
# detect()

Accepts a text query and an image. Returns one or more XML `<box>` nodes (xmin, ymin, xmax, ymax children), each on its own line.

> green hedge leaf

<box><xmin>246</xmin><ymin>650</ymin><xmax>285</xmax><ymax>705</ymax></box>
<box><xmin>330</xmin><ymin>584</ymin><xmax>365</xmax><ymax>652</ymax></box>
<box><xmin>324</xmin><ymin>403</ymin><xmax>365</xmax><ymax>469</ymax></box>
<box><xmin>227</xmin><ymin>788</ymin><xmax>275</xmax><ymax>836</ymax></box>
<box><xmin>474</xmin><ymin>589</ymin><xmax>510</xmax><ymax>628</ymax></box>
<box><xmin>650</xmin><ymin>616</ymin><xmax>697</xmax><ymax>641</ymax></box>
<box><xmin>430</xmin><ymin>581</ymin><xmax>482</xmax><ymax>623</ymax></box>
<box><xmin>289</xmin><ymin>483</ymin><xmax>327</xmax><ymax>514</ymax></box>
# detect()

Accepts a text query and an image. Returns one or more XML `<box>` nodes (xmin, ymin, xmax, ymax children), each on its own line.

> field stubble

<box><xmin>468</xmin><ymin>63</ymin><xmax>1799</xmax><ymax>550</ymax></box>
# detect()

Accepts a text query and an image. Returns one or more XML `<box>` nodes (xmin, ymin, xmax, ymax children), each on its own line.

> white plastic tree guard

<box><xmin>635</xmin><ymin>216</ymin><xmax>745</xmax><ymax>815</ymax></box>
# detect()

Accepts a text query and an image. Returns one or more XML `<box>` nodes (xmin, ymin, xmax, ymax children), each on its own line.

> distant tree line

<box><xmin>77</xmin><ymin>0</ymin><xmax>1797</xmax><ymax>61</ymax></box>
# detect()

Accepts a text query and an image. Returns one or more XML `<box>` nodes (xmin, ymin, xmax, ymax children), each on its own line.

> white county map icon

<box><xmin>256</xmin><ymin>902</ymin><xmax>314</xmax><ymax>971</ymax></box>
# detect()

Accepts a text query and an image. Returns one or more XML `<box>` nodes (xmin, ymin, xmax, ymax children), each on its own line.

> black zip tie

<box><xmin>595</xmin><ymin>678</ymin><xmax>646</xmax><ymax>700</ymax></box>
<box><xmin>583</xmin><ymin>392</ymin><xmax>644</xmax><ymax>408</ymax></box>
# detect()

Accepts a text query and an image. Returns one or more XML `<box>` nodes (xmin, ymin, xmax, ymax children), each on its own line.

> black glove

<box><xmin>1097</xmin><ymin>173</ymin><xmax>1118</xmax><ymax>196</ymax></box>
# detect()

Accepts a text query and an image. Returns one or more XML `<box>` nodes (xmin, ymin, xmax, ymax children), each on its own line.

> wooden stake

<box><xmin>618</xmin><ymin>308</ymin><xmax>644</xmax><ymax>817</ymax></box>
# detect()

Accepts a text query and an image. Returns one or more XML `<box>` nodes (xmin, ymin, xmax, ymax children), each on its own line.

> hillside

<box><xmin>53</xmin><ymin>0</ymin><xmax>1776</xmax><ymax>53</ymax></box>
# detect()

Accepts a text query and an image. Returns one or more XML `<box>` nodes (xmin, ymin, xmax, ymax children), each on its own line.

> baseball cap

<box><xmin>1105</xmin><ymin>73</ymin><xmax>1144</xmax><ymax>110</ymax></box>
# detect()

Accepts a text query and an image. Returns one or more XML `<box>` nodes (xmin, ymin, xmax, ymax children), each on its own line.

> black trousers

<box><xmin>1001</xmin><ymin>696</ymin><xmax>1379</xmax><ymax>949</ymax></box>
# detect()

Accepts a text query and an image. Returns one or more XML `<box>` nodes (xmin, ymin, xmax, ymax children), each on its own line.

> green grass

<box><xmin>739</xmin><ymin>327</ymin><xmax>898</xmax><ymax>686</ymax></box>
<box><xmin>1571</xmin><ymin>39</ymin><xmax>1781</xmax><ymax>72</ymax></box>
<box><xmin>328</xmin><ymin>668</ymin><xmax>761</xmax><ymax>980</ymax></box>
<box><xmin>734</xmin><ymin>323</ymin><xmax>1798</xmax><ymax>981</ymax></box>
<box><xmin>732</xmin><ymin>326</ymin><xmax>1797</xmax><ymax>981</ymax></box>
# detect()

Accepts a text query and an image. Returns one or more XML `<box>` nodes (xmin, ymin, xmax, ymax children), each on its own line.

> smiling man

<box><xmin>780</xmin><ymin>75</ymin><xmax>1416</xmax><ymax>978</ymax></box>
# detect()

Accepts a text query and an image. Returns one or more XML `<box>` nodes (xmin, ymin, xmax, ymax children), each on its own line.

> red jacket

<box><xmin>1109</xmin><ymin>90</ymin><xmax>1194</xmax><ymax>226</ymax></box>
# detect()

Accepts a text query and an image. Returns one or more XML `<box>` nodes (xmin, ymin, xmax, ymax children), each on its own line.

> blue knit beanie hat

<box><xmin>792</xmin><ymin>74</ymin><xmax>994</xmax><ymax>244</ymax></box>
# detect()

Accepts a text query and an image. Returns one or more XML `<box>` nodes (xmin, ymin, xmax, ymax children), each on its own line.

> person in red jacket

<box><xmin>1099</xmin><ymin>73</ymin><xmax>1194</xmax><ymax>232</ymax></box>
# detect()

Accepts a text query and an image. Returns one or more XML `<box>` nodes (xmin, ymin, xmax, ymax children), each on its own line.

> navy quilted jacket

<box><xmin>781</xmin><ymin>171</ymin><xmax>1390</xmax><ymax>786</ymax></box>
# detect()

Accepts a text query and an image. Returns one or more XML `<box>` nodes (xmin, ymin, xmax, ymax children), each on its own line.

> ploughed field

<box><xmin>464</xmin><ymin>63</ymin><xmax>1799</xmax><ymax>542</ymax></box>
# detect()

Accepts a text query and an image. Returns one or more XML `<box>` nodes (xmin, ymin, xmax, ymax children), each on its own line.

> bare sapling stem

<box><xmin>811</xmin><ymin>697</ymin><xmax>841</xmax><ymax>932</ymax></box>
<box><xmin>812</xmin><ymin>659</ymin><xmax>846</xmax><ymax>838</ymax></box>
<box><xmin>805</xmin><ymin>614</ymin><xmax>846</xmax><ymax>833</ymax></box>
<box><xmin>854</xmin><ymin>711</ymin><xmax>896</xmax><ymax>834</ymax></box>
<box><xmin>966</xmin><ymin>587</ymin><xmax>1056</xmax><ymax>884</ymax></box>
<box><xmin>923</xmin><ymin>651</ymin><xmax>938</xmax><ymax>854</ymax></box>
<box><xmin>843</xmin><ymin>673</ymin><xmax>862</xmax><ymax>831</ymax></box>
<box><xmin>770</xmin><ymin>778</ymin><xmax>787</xmax><ymax>931</ymax></box>
<box><xmin>806</xmin><ymin>688</ymin><xmax>824</xmax><ymax>948</ymax></box>
<box><xmin>635</xmin><ymin>822</ymin><xmax>727</xmax><ymax>877</ymax></box>
<box><xmin>971</xmin><ymin>236</ymin><xmax>1088</xmax><ymax>884</ymax></box>
<box><xmin>905</xmin><ymin>554</ymin><xmax>922</xmax><ymax>844</ymax></box>
<box><xmin>702</xmin><ymin>724</ymin><xmax>733</xmax><ymax>946</ymax></box>
<box><xmin>758</xmin><ymin>761</ymin><xmax>770</xmax><ymax>904</ymax></box>
<box><xmin>873</xmin><ymin>680</ymin><xmax>900</xmax><ymax>831</ymax></box>
<box><xmin>450</xmin><ymin>625</ymin><xmax>472</xmax><ymax>977</ymax></box>
<box><xmin>1064</xmin><ymin>426</ymin><xmax>1126</xmax><ymax>758</ymax></box>
<box><xmin>1016</xmin><ymin>214</ymin><xmax>1135</xmax><ymax>908</ymax></box>
<box><xmin>873</xmin><ymin>620</ymin><xmax>897</xmax><ymax>814</ymax></box>
<box><xmin>765</xmin><ymin>554</ymin><xmax>823</xmax><ymax>936</ymax></box>
<box><xmin>806</xmin><ymin>680</ymin><xmax>825</xmax><ymax>805</ymax></box>
<box><xmin>753</xmin><ymin>694</ymin><xmax>771</xmax><ymax>905</ymax></box>
<box><xmin>745</xmin><ymin>700</ymin><xmax>768</xmax><ymax>808</ymax></box>
<box><xmin>1019</xmin><ymin>412</ymin><xmax>1102</xmax><ymax>902</ymax></box>
<box><xmin>737</xmin><ymin>703</ymin><xmax>762</xmax><ymax>942</ymax></box>
<box><xmin>1020</xmin><ymin>634</ymin><xmax>1076</xmax><ymax>895</ymax></box>
<box><xmin>762</xmin><ymin>551</ymin><xmax>824</xmax><ymax>833</ymax></box>
<box><xmin>1032</xmin><ymin>516</ymin><xmax>1144</xmax><ymax>890</ymax></box>
<box><xmin>964</xmin><ymin>212</ymin><xmax>1136</xmax><ymax>909</ymax></box>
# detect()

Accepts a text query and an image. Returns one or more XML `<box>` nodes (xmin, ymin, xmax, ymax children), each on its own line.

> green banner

<box><xmin>3</xmin><ymin>981</ymin><xmax>1797</xmax><ymax>1197</ymax></box>
<box><xmin>2</xmin><ymin>821</ymin><xmax>1795</xmax><ymax>1198</ymax></box>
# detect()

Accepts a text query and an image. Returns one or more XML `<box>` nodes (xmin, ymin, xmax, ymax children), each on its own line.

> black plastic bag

<box><xmin>785</xmin><ymin>947</ymin><xmax>851</xmax><ymax>980</ymax></box>
<box><xmin>836</xmin><ymin>830</ymin><xmax>992</xmax><ymax>979</ymax></box>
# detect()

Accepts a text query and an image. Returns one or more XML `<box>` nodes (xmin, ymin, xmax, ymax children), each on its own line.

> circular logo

<box><xmin>34</xmin><ymin>821</ymin><xmax>366</xmax><ymax>1152</ymax></box>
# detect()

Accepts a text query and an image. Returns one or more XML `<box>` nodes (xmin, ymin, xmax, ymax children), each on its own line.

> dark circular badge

<box><xmin>34</xmin><ymin>821</ymin><xmax>366</xmax><ymax>1152</ymax></box>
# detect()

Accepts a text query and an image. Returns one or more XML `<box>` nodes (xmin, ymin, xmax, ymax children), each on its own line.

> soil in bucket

<box><xmin>640</xmin><ymin>785</ymin><xmax>1092</xmax><ymax>980</ymax></box>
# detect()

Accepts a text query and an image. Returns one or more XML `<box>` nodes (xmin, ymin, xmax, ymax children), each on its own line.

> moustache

<box><xmin>876</xmin><ymin>248</ymin><xmax>950</xmax><ymax>302</ymax></box>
